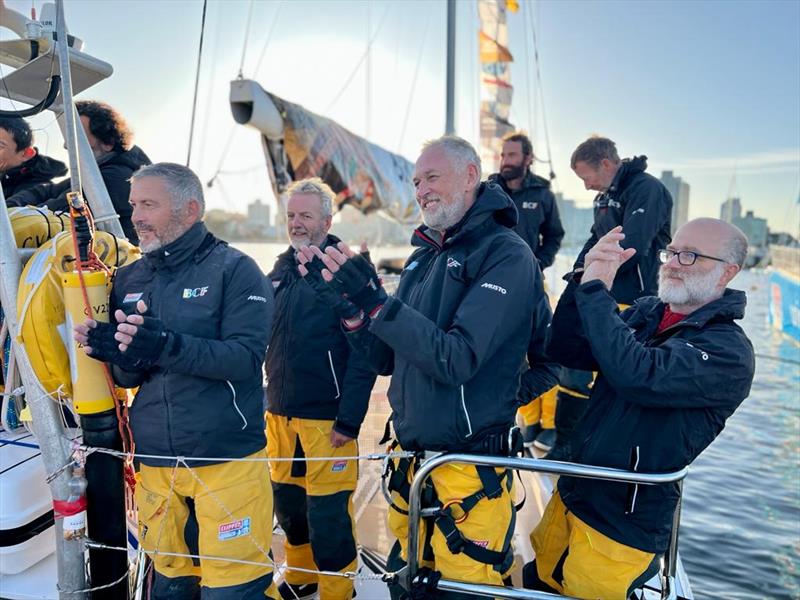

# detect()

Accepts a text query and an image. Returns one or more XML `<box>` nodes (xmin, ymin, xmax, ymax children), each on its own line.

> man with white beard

<box><xmin>523</xmin><ymin>218</ymin><xmax>755</xmax><ymax>599</ymax></box>
<box><xmin>298</xmin><ymin>136</ymin><xmax>558</xmax><ymax>597</ymax></box>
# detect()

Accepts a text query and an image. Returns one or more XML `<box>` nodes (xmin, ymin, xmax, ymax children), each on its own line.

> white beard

<box><xmin>658</xmin><ymin>262</ymin><xmax>725</xmax><ymax>306</ymax></box>
<box><xmin>421</xmin><ymin>191</ymin><xmax>467</xmax><ymax>232</ymax></box>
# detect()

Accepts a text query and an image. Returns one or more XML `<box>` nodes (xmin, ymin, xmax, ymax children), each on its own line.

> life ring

<box><xmin>15</xmin><ymin>231</ymin><xmax>141</xmax><ymax>399</ymax></box>
<box><xmin>8</xmin><ymin>206</ymin><xmax>71</xmax><ymax>248</ymax></box>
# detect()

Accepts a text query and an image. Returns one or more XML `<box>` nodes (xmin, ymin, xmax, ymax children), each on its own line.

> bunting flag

<box><xmin>478</xmin><ymin>0</ymin><xmax>517</xmax><ymax>174</ymax></box>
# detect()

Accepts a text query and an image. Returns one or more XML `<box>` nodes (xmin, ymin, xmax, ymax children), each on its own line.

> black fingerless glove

<box><xmin>122</xmin><ymin>315</ymin><xmax>170</xmax><ymax>370</ymax></box>
<box><xmin>86</xmin><ymin>321</ymin><xmax>123</xmax><ymax>363</ymax></box>
<box><xmin>85</xmin><ymin>321</ymin><xmax>143</xmax><ymax>372</ymax></box>
<box><xmin>303</xmin><ymin>255</ymin><xmax>362</xmax><ymax>320</ymax></box>
<box><xmin>328</xmin><ymin>253</ymin><xmax>387</xmax><ymax>315</ymax></box>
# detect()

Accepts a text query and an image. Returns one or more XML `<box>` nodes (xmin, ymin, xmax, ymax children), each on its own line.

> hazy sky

<box><xmin>2</xmin><ymin>0</ymin><xmax>798</xmax><ymax>232</ymax></box>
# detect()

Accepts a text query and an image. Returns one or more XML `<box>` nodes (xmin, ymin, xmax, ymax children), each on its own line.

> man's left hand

<box><xmin>582</xmin><ymin>226</ymin><xmax>637</xmax><ymax>289</ymax></box>
<box><xmin>330</xmin><ymin>429</ymin><xmax>354</xmax><ymax>448</ymax></box>
<box><xmin>114</xmin><ymin>300</ymin><xmax>171</xmax><ymax>370</ymax></box>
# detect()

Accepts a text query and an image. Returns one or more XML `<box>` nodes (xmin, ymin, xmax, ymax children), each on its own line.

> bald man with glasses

<box><xmin>524</xmin><ymin>218</ymin><xmax>755</xmax><ymax>599</ymax></box>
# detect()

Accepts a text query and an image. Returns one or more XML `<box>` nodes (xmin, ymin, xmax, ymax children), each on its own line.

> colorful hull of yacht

<box><xmin>768</xmin><ymin>246</ymin><xmax>800</xmax><ymax>343</ymax></box>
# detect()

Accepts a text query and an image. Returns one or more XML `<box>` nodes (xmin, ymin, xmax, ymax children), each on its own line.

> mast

<box><xmin>445</xmin><ymin>0</ymin><xmax>456</xmax><ymax>135</ymax></box>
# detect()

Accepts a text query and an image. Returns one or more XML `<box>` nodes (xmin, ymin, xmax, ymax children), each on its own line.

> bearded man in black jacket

<box><xmin>299</xmin><ymin>136</ymin><xmax>558</xmax><ymax>598</ymax></box>
<box><xmin>525</xmin><ymin>219</ymin><xmax>754</xmax><ymax>599</ymax></box>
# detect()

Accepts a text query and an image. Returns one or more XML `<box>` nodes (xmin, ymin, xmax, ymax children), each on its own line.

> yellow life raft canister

<box><xmin>8</xmin><ymin>206</ymin><xmax>71</xmax><ymax>248</ymax></box>
<box><xmin>16</xmin><ymin>231</ymin><xmax>140</xmax><ymax>412</ymax></box>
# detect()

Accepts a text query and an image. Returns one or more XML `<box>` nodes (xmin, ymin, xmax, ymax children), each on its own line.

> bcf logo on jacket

<box><xmin>183</xmin><ymin>286</ymin><xmax>209</xmax><ymax>299</ymax></box>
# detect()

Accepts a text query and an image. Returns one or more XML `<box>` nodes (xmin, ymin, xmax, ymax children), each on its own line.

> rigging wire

<box><xmin>527</xmin><ymin>0</ymin><xmax>556</xmax><ymax>183</ymax></box>
<box><xmin>186</xmin><ymin>0</ymin><xmax>209</xmax><ymax>168</ymax></box>
<box><xmin>238</xmin><ymin>0</ymin><xmax>256</xmax><ymax>78</ymax></box>
<box><xmin>324</xmin><ymin>2</ymin><xmax>392</xmax><ymax>114</ymax></box>
<box><xmin>253</xmin><ymin>1</ymin><xmax>285</xmax><ymax>77</ymax></box>
<box><xmin>523</xmin><ymin>0</ymin><xmax>533</xmax><ymax>138</ymax></box>
<box><xmin>396</xmin><ymin>17</ymin><xmax>430</xmax><ymax>153</ymax></box>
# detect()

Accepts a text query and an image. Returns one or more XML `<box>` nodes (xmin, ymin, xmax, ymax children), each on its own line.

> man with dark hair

<box><xmin>7</xmin><ymin>101</ymin><xmax>150</xmax><ymax>244</ymax></box>
<box><xmin>525</xmin><ymin>219</ymin><xmax>753</xmax><ymax>599</ymax></box>
<box><xmin>489</xmin><ymin>131</ymin><xmax>564</xmax><ymax>453</ymax></box>
<box><xmin>75</xmin><ymin>163</ymin><xmax>277</xmax><ymax>600</ymax></box>
<box><xmin>490</xmin><ymin>131</ymin><xmax>564</xmax><ymax>271</ymax></box>
<box><xmin>299</xmin><ymin>136</ymin><xmax>558</xmax><ymax>597</ymax></box>
<box><xmin>265</xmin><ymin>177</ymin><xmax>377</xmax><ymax>600</ymax></box>
<box><xmin>545</xmin><ymin>136</ymin><xmax>674</xmax><ymax>461</ymax></box>
<box><xmin>0</xmin><ymin>116</ymin><xmax>66</xmax><ymax>199</ymax></box>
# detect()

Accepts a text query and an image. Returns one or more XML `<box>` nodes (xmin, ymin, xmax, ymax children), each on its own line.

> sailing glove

<box><xmin>122</xmin><ymin>315</ymin><xmax>172</xmax><ymax>370</ymax></box>
<box><xmin>85</xmin><ymin>320</ymin><xmax>147</xmax><ymax>372</ymax></box>
<box><xmin>328</xmin><ymin>253</ymin><xmax>387</xmax><ymax>316</ymax></box>
<box><xmin>302</xmin><ymin>255</ymin><xmax>362</xmax><ymax>320</ymax></box>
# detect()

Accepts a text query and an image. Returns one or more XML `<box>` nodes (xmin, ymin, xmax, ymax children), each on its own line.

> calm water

<box><xmin>238</xmin><ymin>243</ymin><xmax>800</xmax><ymax>600</ymax></box>
<box><xmin>679</xmin><ymin>269</ymin><xmax>800</xmax><ymax>600</ymax></box>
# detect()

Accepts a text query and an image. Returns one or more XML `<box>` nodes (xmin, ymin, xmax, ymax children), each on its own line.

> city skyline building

<box><xmin>660</xmin><ymin>170</ymin><xmax>691</xmax><ymax>234</ymax></box>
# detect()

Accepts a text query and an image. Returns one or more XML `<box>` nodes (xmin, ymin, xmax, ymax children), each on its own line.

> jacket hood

<box><xmin>610</xmin><ymin>155</ymin><xmax>648</xmax><ymax>193</ymax></box>
<box><xmin>414</xmin><ymin>181</ymin><xmax>517</xmax><ymax>247</ymax></box>
<box><xmin>143</xmin><ymin>221</ymin><xmax>217</xmax><ymax>271</ymax></box>
<box><xmin>98</xmin><ymin>145</ymin><xmax>151</xmax><ymax>171</ymax></box>
<box><xmin>6</xmin><ymin>151</ymin><xmax>67</xmax><ymax>180</ymax></box>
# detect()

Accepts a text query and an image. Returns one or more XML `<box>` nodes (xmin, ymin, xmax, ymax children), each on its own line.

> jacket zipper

<box><xmin>327</xmin><ymin>351</ymin><xmax>341</xmax><ymax>399</ymax></box>
<box><xmin>226</xmin><ymin>380</ymin><xmax>248</xmax><ymax>430</ymax></box>
<box><xmin>636</xmin><ymin>264</ymin><xmax>644</xmax><ymax>291</ymax></box>
<box><xmin>459</xmin><ymin>385</ymin><xmax>473</xmax><ymax>438</ymax></box>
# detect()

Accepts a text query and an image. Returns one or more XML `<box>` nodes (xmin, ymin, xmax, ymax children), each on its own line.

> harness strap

<box><xmin>434</xmin><ymin>511</ymin><xmax>513</xmax><ymax>569</ymax></box>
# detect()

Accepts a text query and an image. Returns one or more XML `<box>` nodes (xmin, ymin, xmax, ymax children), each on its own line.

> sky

<box><xmin>2</xmin><ymin>0</ymin><xmax>799</xmax><ymax>233</ymax></box>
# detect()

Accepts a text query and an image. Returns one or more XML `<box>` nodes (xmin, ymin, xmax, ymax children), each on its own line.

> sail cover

<box><xmin>236</xmin><ymin>83</ymin><xmax>419</xmax><ymax>225</ymax></box>
<box><xmin>478</xmin><ymin>0</ymin><xmax>518</xmax><ymax>174</ymax></box>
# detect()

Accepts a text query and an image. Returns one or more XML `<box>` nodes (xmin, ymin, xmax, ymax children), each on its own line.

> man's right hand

<box><xmin>74</xmin><ymin>307</ymin><xmax>135</xmax><ymax>368</ymax></box>
<box><xmin>582</xmin><ymin>226</ymin><xmax>637</xmax><ymax>289</ymax></box>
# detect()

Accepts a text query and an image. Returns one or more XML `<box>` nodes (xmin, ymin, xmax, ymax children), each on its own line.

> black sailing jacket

<box><xmin>110</xmin><ymin>222</ymin><xmax>273</xmax><ymax>467</ymax></box>
<box><xmin>348</xmin><ymin>182</ymin><xmax>556</xmax><ymax>452</ymax></box>
<box><xmin>574</xmin><ymin>156</ymin><xmax>673</xmax><ymax>305</ymax></box>
<box><xmin>2</xmin><ymin>151</ymin><xmax>66</xmax><ymax>199</ymax></box>
<box><xmin>488</xmin><ymin>171</ymin><xmax>564</xmax><ymax>269</ymax></box>
<box><xmin>548</xmin><ymin>279</ymin><xmax>754</xmax><ymax>553</ymax></box>
<box><xmin>265</xmin><ymin>235</ymin><xmax>377</xmax><ymax>438</ymax></box>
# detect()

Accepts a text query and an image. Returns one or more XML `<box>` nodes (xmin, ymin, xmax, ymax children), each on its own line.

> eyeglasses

<box><xmin>658</xmin><ymin>249</ymin><xmax>728</xmax><ymax>266</ymax></box>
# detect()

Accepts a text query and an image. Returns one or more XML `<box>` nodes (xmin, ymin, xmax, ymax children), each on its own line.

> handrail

<box><xmin>404</xmin><ymin>453</ymin><xmax>689</xmax><ymax>600</ymax></box>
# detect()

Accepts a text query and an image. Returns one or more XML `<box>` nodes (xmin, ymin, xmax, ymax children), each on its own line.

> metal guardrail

<box><xmin>402</xmin><ymin>453</ymin><xmax>688</xmax><ymax>600</ymax></box>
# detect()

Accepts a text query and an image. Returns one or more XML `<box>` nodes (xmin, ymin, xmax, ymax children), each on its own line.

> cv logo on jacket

<box><xmin>182</xmin><ymin>286</ymin><xmax>209</xmax><ymax>299</ymax></box>
<box><xmin>521</xmin><ymin>201</ymin><xmax>539</xmax><ymax>210</ymax></box>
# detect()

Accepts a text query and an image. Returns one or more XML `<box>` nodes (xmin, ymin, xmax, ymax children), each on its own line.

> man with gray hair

<box><xmin>265</xmin><ymin>176</ymin><xmax>376</xmax><ymax>600</ymax></box>
<box><xmin>297</xmin><ymin>136</ymin><xmax>557</xmax><ymax>596</ymax></box>
<box><xmin>74</xmin><ymin>162</ymin><xmax>277</xmax><ymax>599</ymax></box>
<box><xmin>524</xmin><ymin>218</ymin><xmax>754</xmax><ymax>599</ymax></box>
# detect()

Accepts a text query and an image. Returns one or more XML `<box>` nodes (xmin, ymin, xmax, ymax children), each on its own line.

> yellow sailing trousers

<box><xmin>531</xmin><ymin>491</ymin><xmax>657</xmax><ymax>599</ymax></box>
<box><xmin>388</xmin><ymin>452</ymin><xmax>515</xmax><ymax>587</ymax></box>
<box><xmin>518</xmin><ymin>385</ymin><xmax>558</xmax><ymax>429</ymax></box>
<box><xmin>135</xmin><ymin>449</ymin><xmax>278</xmax><ymax>596</ymax></box>
<box><xmin>267</xmin><ymin>414</ymin><xmax>358</xmax><ymax>600</ymax></box>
